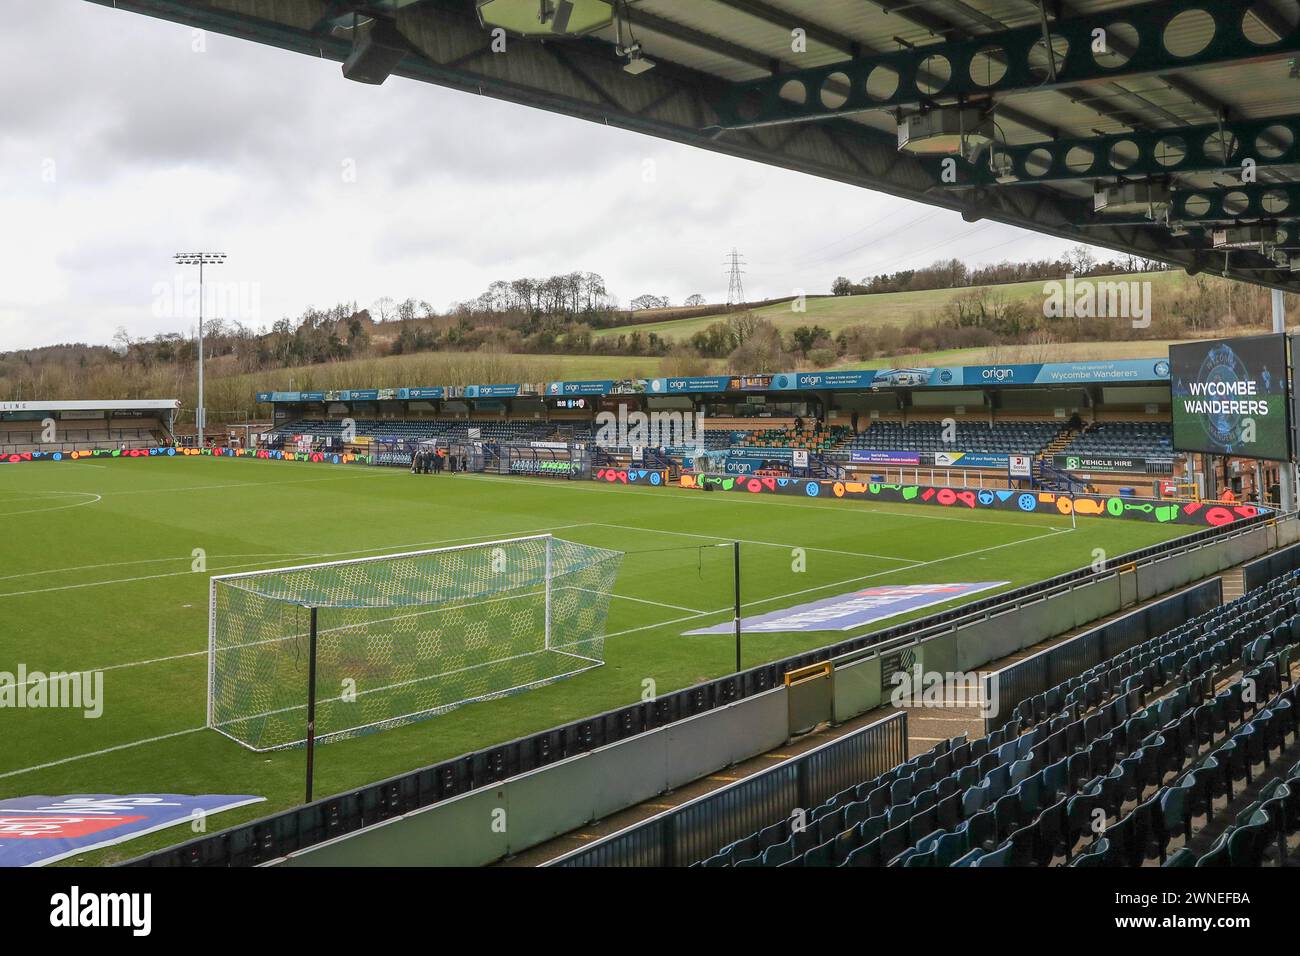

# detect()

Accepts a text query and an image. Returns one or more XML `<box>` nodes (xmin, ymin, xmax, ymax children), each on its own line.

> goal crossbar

<box><xmin>206</xmin><ymin>533</ymin><xmax>622</xmax><ymax>751</ymax></box>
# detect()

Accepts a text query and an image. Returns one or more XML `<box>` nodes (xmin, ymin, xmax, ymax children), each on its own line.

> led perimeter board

<box><xmin>1169</xmin><ymin>334</ymin><xmax>1291</xmax><ymax>462</ymax></box>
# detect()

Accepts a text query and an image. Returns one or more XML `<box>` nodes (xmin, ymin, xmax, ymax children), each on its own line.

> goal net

<box><xmin>207</xmin><ymin>534</ymin><xmax>623</xmax><ymax>751</ymax></box>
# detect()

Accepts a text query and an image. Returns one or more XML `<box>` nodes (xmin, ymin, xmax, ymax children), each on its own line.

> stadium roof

<box><xmin>90</xmin><ymin>1</ymin><xmax>1300</xmax><ymax>289</ymax></box>
<box><xmin>0</xmin><ymin>400</ymin><xmax>180</xmax><ymax>413</ymax></box>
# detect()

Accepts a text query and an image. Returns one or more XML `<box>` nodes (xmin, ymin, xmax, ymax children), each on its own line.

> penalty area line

<box><xmin>0</xmin><ymin>726</ymin><xmax>208</xmax><ymax>780</ymax></box>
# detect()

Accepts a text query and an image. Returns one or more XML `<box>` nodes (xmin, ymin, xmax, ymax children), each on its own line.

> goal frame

<box><xmin>205</xmin><ymin>533</ymin><xmax>558</xmax><ymax>737</ymax></box>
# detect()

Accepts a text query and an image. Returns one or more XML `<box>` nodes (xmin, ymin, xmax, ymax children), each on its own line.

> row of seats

<box><xmin>1175</xmin><ymin>755</ymin><xmax>1300</xmax><ymax>866</ymax></box>
<box><xmin>1064</xmin><ymin>421</ymin><xmax>1174</xmax><ymax>457</ymax></box>
<box><xmin>836</xmin><ymin>420</ymin><xmax>1063</xmax><ymax>455</ymax></box>
<box><xmin>272</xmin><ymin>418</ymin><xmax>576</xmax><ymax>444</ymax></box>
<box><xmin>992</xmin><ymin>579</ymin><xmax>1300</xmax><ymax>739</ymax></box>
<box><xmin>696</xmin><ymin>570</ymin><xmax>1300</xmax><ymax>867</ymax></box>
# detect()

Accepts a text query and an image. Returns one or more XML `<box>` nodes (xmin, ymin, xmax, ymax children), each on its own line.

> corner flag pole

<box><xmin>305</xmin><ymin>605</ymin><xmax>319</xmax><ymax>803</ymax></box>
<box><xmin>733</xmin><ymin>541</ymin><xmax>742</xmax><ymax>672</ymax></box>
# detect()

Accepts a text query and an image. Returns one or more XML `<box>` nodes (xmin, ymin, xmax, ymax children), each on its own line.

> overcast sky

<box><xmin>1</xmin><ymin>0</ymin><xmax>1105</xmax><ymax>351</ymax></box>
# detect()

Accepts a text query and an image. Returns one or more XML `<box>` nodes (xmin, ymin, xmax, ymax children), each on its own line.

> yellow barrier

<box><xmin>784</xmin><ymin>661</ymin><xmax>832</xmax><ymax>687</ymax></box>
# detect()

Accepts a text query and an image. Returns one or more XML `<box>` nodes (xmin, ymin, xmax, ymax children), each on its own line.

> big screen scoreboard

<box><xmin>1169</xmin><ymin>333</ymin><xmax>1291</xmax><ymax>462</ymax></box>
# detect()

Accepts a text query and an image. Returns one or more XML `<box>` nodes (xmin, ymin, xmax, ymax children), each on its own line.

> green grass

<box><xmin>0</xmin><ymin>457</ymin><xmax>1189</xmax><ymax>863</ymax></box>
<box><xmin>594</xmin><ymin>271</ymin><xmax>1190</xmax><ymax>343</ymax></box>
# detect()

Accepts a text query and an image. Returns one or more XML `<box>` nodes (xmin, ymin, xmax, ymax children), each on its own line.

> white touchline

<box><xmin>0</xmin><ymin>523</ymin><xmax>594</xmax><ymax>599</ymax></box>
<box><xmin>6</xmin><ymin>524</ymin><xmax>599</xmax><ymax>678</ymax></box>
<box><xmin>0</xmin><ymin>552</ymin><xmax>320</xmax><ymax>583</ymax></box>
<box><xmin>0</xmin><ymin>727</ymin><xmax>208</xmax><ymax>780</ymax></box>
<box><xmin>592</xmin><ymin>522</ymin><xmax>922</xmax><ymax>564</ymax></box>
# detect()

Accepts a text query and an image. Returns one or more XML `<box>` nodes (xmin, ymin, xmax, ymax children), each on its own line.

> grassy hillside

<box><xmin>594</xmin><ymin>271</ymin><xmax>1190</xmax><ymax>343</ymax></box>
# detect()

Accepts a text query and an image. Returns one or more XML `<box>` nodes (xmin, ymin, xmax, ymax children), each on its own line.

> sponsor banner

<box><xmin>547</xmin><ymin>380</ymin><xmax>614</xmax><ymax>396</ymax></box>
<box><xmin>849</xmin><ymin>450</ymin><xmax>920</xmax><ymax>465</ymax></box>
<box><xmin>1009</xmin><ymin>455</ymin><xmax>1034</xmax><ymax>478</ymax></box>
<box><xmin>465</xmin><ymin>384</ymin><xmax>521</xmax><ymax>398</ymax></box>
<box><xmin>593</xmin><ymin>467</ymin><xmax>665</xmax><ymax>486</ymax></box>
<box><xmin>677</xmin><ymin>473</ymin><xmax>1266</xmax><ymax>526</ymax></box>
<box><xmin>401</xmin><ymin>387</ymin><xmax>444</xmax><ymax>400</ymax></box>
<box><xmin>960</xmin><ymin>360</ymin><xmax>1170</xmax><ymax>387</ymax></box>
<box><xmin>1170</xmin><ymin>334</ymin><xmax>1290</xmax><ymax>462</ymax></box>
<box><xmin>0</xmin><ymin>794</ymin><xmax>264</xmax><ymax>867</ymax></box>
<box><xmin>0</xmin><ymin>447</ymin><xmax>371</xmax><ymax>466</ymax></box>
<box><xmin>1054</xmin><ymin>454</ymin><xmax>1166</xmax><ymax>473</ymax></box>
<box><xmin>649</xmin><ymin>376</ymin><xmax>731</xmax><ymax>394</ymax></box>
<box><xmin>529</xmin><ymin>441</ymin><xmax>570</xmax><ymax>450</ymax></box>
<box><xmin>723</xmin><ymin>456</ymin><xmax>767</xmax><ymax>475</ymax></box>
<box><xmin>254</xmin><ymin>359</ymin><xmax>1173</xmax><ymax>406</ymax></box>
<box><xmin>684</xmin><ymin>583</ymin><xmax>1008</xmax><ymax>635</ymax></box>
<box><xmin>792</xmin><ymin>449</ymin><xmax>809</xmax><ymax>468</ymax></box>
<box><xmin>770</xmin><ymin>370</ymin><xmax>878</xmax><ymax>391</ymax></box>
<box><xmin>934</xmin><ymin>451</ymin><xmax>1011</xmax><ymax>468</ymax></box>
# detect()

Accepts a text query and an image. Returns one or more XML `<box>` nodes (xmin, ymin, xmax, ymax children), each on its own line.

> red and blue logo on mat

<box><xmin>0</xmin><ymin>794</ymin><xmax>265</xmax><ymax>867</ymax></box>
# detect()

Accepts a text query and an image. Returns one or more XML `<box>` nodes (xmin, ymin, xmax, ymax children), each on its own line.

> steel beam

<box><xmin>712</xmin><ymin>0</ymin><xmax>1300</xmax><ymax>128</ymax></box>
<box><xmin>941</xmin><ymin>113</ymin><xmax>1300</xmax><ymax>187</ymax></box>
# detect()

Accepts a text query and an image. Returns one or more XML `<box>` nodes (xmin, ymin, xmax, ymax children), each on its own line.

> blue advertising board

<box><xmin>0</xmin><ymin>793</ymin><xmax>265</xmax><ymax>867</ymax></box>
<box><xmin>684</xmin><ymin>582</ymin><xmax>1008</xmax><ymax>634</ymax></box>
<box><xmin>769</xmin><ymin>370</ymin><xmax>878</xmax><ymax>391</ymax></box>
<box><xmin>547</xmin><ymin>380</ymin><xmax>614</xmax><ymax>396</ymax></box>
<box><xmin>648</xmin><ymin>376</ymin><xmax>731</xmax><ymax>394</ymax></box>
<box><xmin>849</xmin><ymin>450</ymin><xmax>921</xmax><ymax>465</ymax></box>
<box><xmin>466</xmin><ymin>384</ymin><xmax>521</xmax><ymax>398</ymax></box>
<box><xmin>933</xmin><ymin>451</ymin><xmax>1011</xmax><ymax>468</ymax></box>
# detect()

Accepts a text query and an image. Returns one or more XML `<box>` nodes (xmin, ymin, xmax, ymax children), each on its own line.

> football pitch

<box><xmin>0</xmin><ymin>458</ymin><xmax>1190</xmax><ymax>863</ymax></box>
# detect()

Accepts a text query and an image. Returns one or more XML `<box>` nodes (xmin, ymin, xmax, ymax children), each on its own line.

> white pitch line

<box><xmin>570</xmin><ymin>586</ymin><xmax>707</xmax><ymax>615</ymax></box>
<box><xmin>0</xmin><ymin>526</ymin><xmax>1071</xmax><ymax>779</ymax></box>
<box><xmin>0</xmin><ymin>491</ymin><xmax>102</xmax><ymax>518</ymax></box>
<box><xmin>593</xmin><ymin>522</ymin><xmax>922</xmax><ymax>564</ymax></box>
<box><xmin>0</xmin><ymin>523</ymin><xmax>594</xmax><ymax>600</ymax></box>
<box><xmin>0</xmin><ymin>727</ymin><xmax>207</xmax><ymax>780</ymax></box>
<box><xmin>0</xmin><ymin>552</ymin><xmax>320</xmax><ymax>583</ymax></box>
<box><xmin>603</xmin><ymin>526</ymin><xmax>1072</xmax><ymax>639</ymax></box>
<box><xmin>5</xmin><ymin>523</ymin><xmax>599</xmax><ymax>677</ymax></box>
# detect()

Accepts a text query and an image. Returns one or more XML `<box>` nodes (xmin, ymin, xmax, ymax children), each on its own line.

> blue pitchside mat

<box><xmin>0</xmin><ymin>794</ymin><xmax>265</xmax><ymax>867</ymax></box>
<box><xmin>684</xmin><ymin>582</ymin><xmax>1009</xmax><ymax>635</ymax></box>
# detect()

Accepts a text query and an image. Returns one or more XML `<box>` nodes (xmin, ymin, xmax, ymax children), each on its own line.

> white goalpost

<box><xmin>206</xmin><ymin>534</ymin><xmax>623</xmax><ymax>753</ymax></box>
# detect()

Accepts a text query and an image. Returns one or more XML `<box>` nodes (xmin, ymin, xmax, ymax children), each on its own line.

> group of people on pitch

<box><xmin>411</xmin><ymin>447</ymin><xmax>462</xmax><ymax>475</ymax></box>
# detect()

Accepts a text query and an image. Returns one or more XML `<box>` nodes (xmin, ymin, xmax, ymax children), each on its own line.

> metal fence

<box><xmin>981</xmin><ymin>577</ymin><xmax>1223</xmax><ymax>733</ymax></box>
<box><xmin>548</xmin><ymin>711</ymin><xmax>908</xmax><ymax>868</ymax></box>
<box><xmin>1243</xmin><ymin>540</ymin><xmax>1300</xmax><ymax>592</ymax></box>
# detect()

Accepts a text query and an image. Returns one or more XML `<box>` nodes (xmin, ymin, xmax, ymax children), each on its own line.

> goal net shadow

<box><xmin>207</xmin><ymin>535</ymin><xmax>622</xmax><ymax>751</ymax></box>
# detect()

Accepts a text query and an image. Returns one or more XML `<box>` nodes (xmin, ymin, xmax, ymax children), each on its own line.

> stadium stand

<box><xmin>690</xmin><ymin>572</ymin><xmax>1300</xmax><ymax>867</ymax></box>
<box><xmin>0</xmin><ymin>418</ymin><xmax>171</xmax><ymax>454</ymax></box>
<box><xmin>1063</xmin><ymin>422</ymin><xmax>1176</xmax><ymax>458</ymax></box>
<box><xmin>269</xmin><ymin>418</ymin><xmax>579</xmax><ymax>446</ymax></box>
<box><xmin>733</xmin><ymin>422</ymin><xmax>846</xmax><ymax>455</ymax></box>
<box><xmin>835</xmin><ymin>420</ymin><xmax>1064</xmax><ymax>456</ymax></box>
